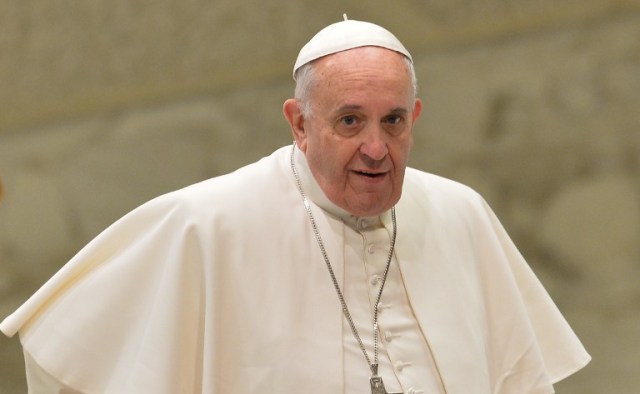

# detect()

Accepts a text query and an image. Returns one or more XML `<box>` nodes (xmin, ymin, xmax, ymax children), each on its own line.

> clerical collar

<box><xmin>292</xmin><ymin>145</ymin><xmax>389</xmax><ymax>229</ymax></box>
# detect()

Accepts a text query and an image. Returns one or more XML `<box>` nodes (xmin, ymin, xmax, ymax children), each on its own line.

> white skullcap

<box><xmin>293</xmin><ymin>15</ymin><xmax>412</xmax><ymax>80</ymax></box>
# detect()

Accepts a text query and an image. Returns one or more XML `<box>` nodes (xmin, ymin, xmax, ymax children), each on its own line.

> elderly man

<box><xmin>1</xmin><ymin>18</ymin><xmax>589</xmax><ymax>393</ymax></box>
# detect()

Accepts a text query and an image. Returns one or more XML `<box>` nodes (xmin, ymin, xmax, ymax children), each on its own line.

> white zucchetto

<box><xmin>293</xmin><ymin>15</ymin><xmax>412</xmax><ymax>80</ymax></box>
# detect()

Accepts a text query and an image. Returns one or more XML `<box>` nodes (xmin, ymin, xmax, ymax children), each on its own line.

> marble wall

<box><xmin>1</xmin><ymin>1</ymin><xmax>638</xmax><ymax>392</ymax></box>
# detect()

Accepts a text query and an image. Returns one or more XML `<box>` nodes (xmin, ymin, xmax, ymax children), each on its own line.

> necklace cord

<box><xmin>290</xmin><ymin>143</ymin><xmax>397</xmax><ymax>376</ymax></box>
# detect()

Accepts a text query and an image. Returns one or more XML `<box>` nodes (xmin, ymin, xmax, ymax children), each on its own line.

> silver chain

<box><xmin>289</xmin><ymin>143</ymin><xmax>398</xmax><ymax>376</ymax></box>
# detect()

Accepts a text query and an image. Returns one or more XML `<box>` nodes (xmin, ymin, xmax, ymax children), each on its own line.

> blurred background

<box><xmin>1</xmin><ymin>1</ymin><xmax>639</xmax><ymax>392</ymax></box>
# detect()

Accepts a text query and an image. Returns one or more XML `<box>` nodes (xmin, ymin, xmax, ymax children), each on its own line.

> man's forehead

<box><xmin>313</xmin><ymin>48</ymin><xmax>413</xmax><ymax>90</ymax></box>
<box><xmin>293</xmin><ymin>17</ymin><xmax>411</xmax><ymax>80</ymax></box>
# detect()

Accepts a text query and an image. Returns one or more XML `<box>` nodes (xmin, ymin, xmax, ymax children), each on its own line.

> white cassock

<box><xmin>1</xmin><ymin>145</ymin><xmax>590</xmax><ymax>393</ymax></box>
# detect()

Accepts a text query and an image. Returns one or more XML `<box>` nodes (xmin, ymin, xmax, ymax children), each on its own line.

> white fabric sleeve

<box><xmin>24</xmin><ymin>350</ymin><xmax>83</xmax><ymax>394</ymax></box>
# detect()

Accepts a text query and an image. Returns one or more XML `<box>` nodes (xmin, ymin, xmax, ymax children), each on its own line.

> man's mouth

<box><xmin>354</xmin><ymin>170</ymin><xmax>385</xmax><ymax>178</ymax></box>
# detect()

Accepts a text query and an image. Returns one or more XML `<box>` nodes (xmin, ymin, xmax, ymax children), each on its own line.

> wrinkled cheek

<box><xmin>390</xmin><ymin>175</ymin><xmax>405</xmax><ymax>202</ymax></box>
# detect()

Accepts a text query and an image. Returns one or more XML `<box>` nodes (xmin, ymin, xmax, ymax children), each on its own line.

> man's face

<box><xmin>285</xmin><ymin>46</ymin><xmax>422</xmax><ymax>217</ymax></box>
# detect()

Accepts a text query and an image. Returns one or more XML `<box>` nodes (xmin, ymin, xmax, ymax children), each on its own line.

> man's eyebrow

<box><xmin>332</xmin><ymin>105</ymin><xmax>410</xmax><ymax>115</ymax></box>
<box><xmin>389</xmin><ymin>107</ymin><xmax>409</xmax><ymax>115</ymax></box>
<box><xmin>333</xmin><ymin>104</ymin><xmax>363</xmax><ymax>115</ymax></box>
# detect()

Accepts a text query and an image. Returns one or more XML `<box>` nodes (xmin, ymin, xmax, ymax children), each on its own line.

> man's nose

<box><xmin>359</xmin><ymin>127</ymin><xmax>389</xmax><ymax>162</ymax></box>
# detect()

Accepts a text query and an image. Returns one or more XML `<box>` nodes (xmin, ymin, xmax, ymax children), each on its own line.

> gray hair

<box><xmin>293</xmin><ymin>56</ymin><xmax>418</xmax><ymax>118</ymax></box>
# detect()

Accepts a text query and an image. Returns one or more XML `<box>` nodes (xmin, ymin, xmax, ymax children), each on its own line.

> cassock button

<box><xmin>395</xmin><ymin>360</ymin><xmax>412</xmax><ymax>372</ymax></box>
<box><xmin>370</xmin><ymin>275</ymin><xmax>382</xmax><ymax>286</ymax></box>
<box><xmin>384</xmin><ymin>331</ymin><xmax>399</xmax><ymax>342</ymax></box>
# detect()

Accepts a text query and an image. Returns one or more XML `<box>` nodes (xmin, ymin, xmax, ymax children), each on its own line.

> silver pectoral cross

<box><xmin>370</xmin><ymin>376</ymin><xmax>404</xmax><ymax>394</ymax></box>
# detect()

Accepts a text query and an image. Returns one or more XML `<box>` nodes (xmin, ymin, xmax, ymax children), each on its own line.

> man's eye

<box><xmin>385</xmin><ymin>115</ymin><xmax>403</xmax><ymax>125</ymax></box>
<box><xmin>341</xmin><ymin>115</ymin><xmax>358</xmax><ymax>126</ymax></box>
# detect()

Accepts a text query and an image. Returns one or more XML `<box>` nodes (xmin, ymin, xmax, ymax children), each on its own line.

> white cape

<box><xmin>1</xmin><ymin>146</ymin><xmax>590</xmax><ymax>393</ymax></box>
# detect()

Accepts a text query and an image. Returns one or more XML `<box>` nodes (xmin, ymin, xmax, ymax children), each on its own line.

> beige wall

<box><xmin>1</xmin><ymin>1</ymin><xmax>639</xmax><ymax>392</ymax></box>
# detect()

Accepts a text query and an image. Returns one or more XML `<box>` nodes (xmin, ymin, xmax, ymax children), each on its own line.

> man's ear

<box><xmin>412</xmin><ymin>98</ymin><xmax>423</xmax><ymax>123</ymax></box>
<box><xmin>283</xmin><ymin>99</ymin><xmax>308</xmax><ymax>152</ymax></box>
